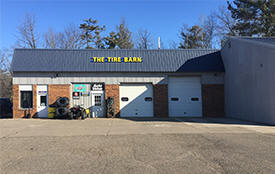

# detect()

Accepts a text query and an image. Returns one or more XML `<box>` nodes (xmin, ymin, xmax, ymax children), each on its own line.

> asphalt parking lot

<box><xmin>0</xmin><ymin>117</ymin><xmax>275</xmax><ymax>174</ymax></box>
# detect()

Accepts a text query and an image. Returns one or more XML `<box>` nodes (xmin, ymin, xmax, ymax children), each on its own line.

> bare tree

<box><xmin>0</xmin><ymin>48</ymin><xmax>12</xmax><ymax>98</ymax></box>
<box><xmin>202</xmin><ymin>13</ymin><xmax>217</xmax><ymax>49</ymax></box>
<box><xmin>43</xmin><ymin>24</ymin><xmax>84</xmax><ymax>49</ymax></box>
<box><xmin>136</xmin><ymin>29</ymin><xmax>153</xmax><ymax>49</ymax></box>
<box><xmin>17</xmin><ymin>14</ymin><xmax>39</xmax><ymax>48</ymax></box>
<box><xmin>61</xmin><ymin>24</ymin><xmax>84</xmax><ymax>49</ymax></box>
<box><xmin>168</xmin><ymin>40</ymin><xmax>179</xmax><ymax>49</ymax></box>
<box><xmin>0</xmin><ymin>48</ymin><xmax>11</xmax><ymax>73</ymax></box>
<box><xmin>43</xmin><ymin>28</ymin><xmax>60</xmax><ymax>48</ymax></box>
<box><xmin>215</xmin><ymin>6</ymin><xmax>236</xmax><ymax>39</ymax></box>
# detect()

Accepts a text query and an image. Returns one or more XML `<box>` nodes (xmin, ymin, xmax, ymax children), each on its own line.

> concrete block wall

<box><xmin>221</xmin><ymin>38</ymin><xmax>275</xmax><ymax>125</ymax></box>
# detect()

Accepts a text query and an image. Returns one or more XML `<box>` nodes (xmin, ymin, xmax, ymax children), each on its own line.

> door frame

<box><xmin>91</xmin><ymin>91</ymin><xmax>105</xmax><ymax>118</ymax></box>
<box><xmin>36</xmin><ymin>85</ymin><xmax>48</xmax><ymax>118</ymax></box>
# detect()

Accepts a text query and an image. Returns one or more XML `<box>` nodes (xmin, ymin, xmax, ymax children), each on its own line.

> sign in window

<box><xmin>74</xmin><ymin>84</ymin><xmax>86</xmax><ymax>92</ymax></box>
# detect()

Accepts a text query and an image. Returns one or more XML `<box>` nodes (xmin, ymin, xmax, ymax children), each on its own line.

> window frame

<box><xmin>19</xmin><ymin>85</ymin><xmax>33</xmax><ymax>110</ymax></box>
<box><xmin>94</xmin><ymin>95</ymin><xmax>102</xmax><ymax>106</ymax></box>
<box><xmin>40</xmin><ymin>95</ymin><xmax>47</xmax><ymax>106</ymax></box>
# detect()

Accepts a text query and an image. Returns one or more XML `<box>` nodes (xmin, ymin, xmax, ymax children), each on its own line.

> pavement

<box><xmin>0</xmin><ymin>117</ymin><xmax>275</xmax><ymax>174</ymax></box>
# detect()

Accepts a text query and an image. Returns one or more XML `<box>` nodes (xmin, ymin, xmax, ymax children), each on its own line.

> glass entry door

<box><xmin>37</xmin><ymin>85</ymin><xmax>48</xmax><ymax>118</ymax></box>
<box><xmin>91</xmin><ymin>92</ymin><xmax>105</xmax><ymax>117</ymax></box>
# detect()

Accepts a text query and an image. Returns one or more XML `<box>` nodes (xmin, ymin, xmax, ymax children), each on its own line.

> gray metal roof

<box><xmin>12</xmin><ymin>48</ymin><xmax>224</xmax><ymax>73</ymax></box>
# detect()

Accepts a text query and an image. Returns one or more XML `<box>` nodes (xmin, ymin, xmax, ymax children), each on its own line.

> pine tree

<box><xmin>258</xmin><ymin>0</ymin><xmax>275</xmax><ymax>36</ymax></box>
<box><xmin>227</xmin><ymin>0</ymin><xmax>275</xmax><ymax>36</ymax></box>
<box><xmin>116</xmin><ymin>19</ymin><xmax>134</xmax><ymax>49</ymax></box>
<box><xmin>104</xmin><ymin>32</ymin><xmax>118</xmax><ymax>49</ymax></box>
<box><xmin>179</xmin><ymin>25</ymin><xmax>206</xmax><ymax>49</ymax></box>
<box><xmin>79</xmin><ymin>18</ymin><xmax>105</xmax><ymax>49</ymax></box>
<box><xmin>227</xmin><ymin>0</ymin><xmax>260</xmax><ymax>36</ymax></box>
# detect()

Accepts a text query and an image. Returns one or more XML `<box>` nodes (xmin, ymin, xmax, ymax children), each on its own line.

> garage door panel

<box><xmin>119</xmin><ymin>84</ymin><xmax>153</xmax><ymax>117</ymax></box>
<box><xmin>169</xmin><ymin>77</ymin><xmax>202</xmax><ymax>117</ymax></box>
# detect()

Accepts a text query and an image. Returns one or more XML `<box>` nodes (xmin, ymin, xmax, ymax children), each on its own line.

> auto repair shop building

<box><xmin>11</xmin><ymin>49</ymin><xmax>225</xmax><ymax>118</ymax></box>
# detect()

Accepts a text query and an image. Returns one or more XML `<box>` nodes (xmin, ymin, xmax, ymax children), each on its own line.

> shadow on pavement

<box><xmin>0</xmin><ymin>114</ymin><xmax>13</xmax><ymax>119</ymax></box>
<box><xmin>119</xmin><ymin>117</ymin><xmax>270</xmax><ymax>126</ymax></box>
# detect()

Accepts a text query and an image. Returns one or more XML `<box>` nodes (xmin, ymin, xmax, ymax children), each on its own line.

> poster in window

<box><xmin>74</xmin><ymin>84</ymin><xmax>86</xmax><ymax>92</ymax></box>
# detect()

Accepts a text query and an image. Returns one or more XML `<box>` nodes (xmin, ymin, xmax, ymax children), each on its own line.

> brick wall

<box><xmin>48</xmin><ymin>85</ymin><xmax>71</xmax><ymax>106</ymax></box>
<box><xmin>202</xmin><ymin>84</ymin><xmax>224</xmax><ymax>117</ymax></box>
<box><xmin>12</xmin><ymin>83</ymin><xmax>223</xmax><ymax>118</ymax></box>
<box><xmin>153</xmin><ymin>84</ymin><xmax>168</xmax><ymax>117</ymax></box>
<box><xmin>13</xmin><ymin>84</ymin><xmax>37</xmax><ymax>118</ymax></box>
<box><xmin>105</xmin><ymin>84</ymin><xmax>120</xmax><ymax>117</ymax></box>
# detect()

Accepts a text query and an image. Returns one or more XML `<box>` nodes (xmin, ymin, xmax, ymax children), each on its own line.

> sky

<box><xmin>0</xmin><ymin>0</ymin><xmax>228</xmax><ymax>49</ymax></box>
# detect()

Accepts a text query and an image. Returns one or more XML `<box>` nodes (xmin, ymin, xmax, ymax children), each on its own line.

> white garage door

<box><xmin>168</xmin><ymin>77</ymin><xmax>202</xmax><ymax>117</ymax></box>
<box><xmin>119</xmin><ymin>84</ymin><xmax>154</xmax><ymax>117</ymax></box>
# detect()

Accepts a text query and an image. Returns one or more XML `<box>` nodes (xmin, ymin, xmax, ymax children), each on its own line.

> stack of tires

<box><xmin>55</xmin><ymin>97</ymin><xmax>69</xmax><ymax>119</ymax></box>
<box><xmin>106</xmin><ymin>97</ymin><xmax>115</xmax><ymax>118</ymax></box>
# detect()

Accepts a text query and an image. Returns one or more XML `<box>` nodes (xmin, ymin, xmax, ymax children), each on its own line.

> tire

<box><xmin>67</xmin><ymin>112</ymin><xmax>73</xmax><ymax>120</ymax></box>
<box><xmin>56</xmin><ymin>97</ymin><xmax>69</xmax><ymax>107</ymax></box>
<box><xmin>56</xmin><ymin>107</ymin><xmax>69</xmax><ymax>117</ymax></box>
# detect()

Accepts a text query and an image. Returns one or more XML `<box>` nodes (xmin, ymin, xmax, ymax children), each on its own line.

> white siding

<box><xmin>19</xmin><ymin>85</ymin><xmax>32</xmax><ymax>91</ymax></box>
<box><xmin>71</xmin><ymin>84</ymin><xmax>92</xmax><ymax>109</ymax></box>
<box><xmin>13</xmin><ymin>73</ymin><xmax>167</xmax><ymax>85</ymax></box>
<box><xmin>13</xmin><ymin>72</ymin><xmax>224</xmax><ymax>85</ymax></box>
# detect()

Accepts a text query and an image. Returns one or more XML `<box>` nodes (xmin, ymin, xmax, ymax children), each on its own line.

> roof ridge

<box><xmin>229</xmin><ymin>36</ymin><xmax>275</xmax><ymax>39</ymax></box>
<box><xmin>14</xmin><ymin>48</ymin><xmax>219</xmax><ymax>51</ymax></box>
<box><xmin>230</xmin><ymin>37</ymin><xmax>275</xmax><ymax>48</ymax></box>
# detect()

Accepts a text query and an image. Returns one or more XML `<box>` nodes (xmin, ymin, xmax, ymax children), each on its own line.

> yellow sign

<box><xmin>90</xmin><ymin>57</ymin><xmax>143</xmax><ymax>63</ymax></box>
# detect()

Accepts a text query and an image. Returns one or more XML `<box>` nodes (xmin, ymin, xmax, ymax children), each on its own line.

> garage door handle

<box><xmin>171</xmin><ymin>98</ymin><xmax>179</xmax><ymax>101</ymax></box>
<box><xmin>144</xmin><ymin>97</ymin><xmax>152</xmax><ymax>101</ymax></box>
<box><xmin>191</xmin><ymin>97</ymin><xmax>199</xmax><ymax>101</ymax></box>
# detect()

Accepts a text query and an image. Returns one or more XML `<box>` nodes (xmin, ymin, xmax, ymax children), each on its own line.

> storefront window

<box><xmin>20</xmin><ymin>91</ymin><xmax>33</xmax><ymax>109</ymax></box>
